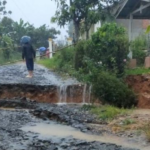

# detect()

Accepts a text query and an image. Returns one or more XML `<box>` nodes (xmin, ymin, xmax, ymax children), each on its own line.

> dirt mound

<box><xmin>126</xmin><ymin>75</ymin><xmax>150</xmax><ymax>108</ymax></box>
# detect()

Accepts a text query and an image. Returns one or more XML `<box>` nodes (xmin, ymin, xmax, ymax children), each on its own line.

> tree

<box><xmin>1</xmin><ymin>19</ymin><xmax>61</xmax><ymax>48</ymax></box>
<box><xmin>0</xmin><ymin>0</ymin><xmax>12</xmax><ymax>16</ymax></box>
<box><xmin>51</xmin><ymin>0</ymin><xmax>120</xmax><ymax>41</ymax></box>
<box><xmin>12</xmin><ymin>19</ymin><xmax>30</xmax><ymax>43</ymax></box>
<box><xmin>29</xmin><ymin>25</ymin><xmax>60</xmax><ymax>48</ymax></box>
<box><xmin>0</xmin><ymin>35</ymin><xmax>13</xmax><ymax>60</ymax></box>
<box><xmin>0</xmin><ymin>17</ymin><xmax>14</xmax><ymax>37</ymax></box>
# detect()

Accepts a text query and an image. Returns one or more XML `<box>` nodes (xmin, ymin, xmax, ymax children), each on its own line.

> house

<box><xmin>80</xmin><ymin>0</ymin><xmax>150</xmax><ymax>41</ymax></box>
<box><xmin>80</xmin><ymin>21</ymin><xmax>101</xmax><ymax>40</ymax></box>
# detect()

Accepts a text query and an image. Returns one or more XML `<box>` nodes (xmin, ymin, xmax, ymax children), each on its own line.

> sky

<box><xmin>6</xmin><ymin>0</ymin><xmax>68</xmax><ymax>40</ymax></box>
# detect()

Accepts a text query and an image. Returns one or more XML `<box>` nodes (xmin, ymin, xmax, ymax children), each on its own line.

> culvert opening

<box><xmin>0</xmin><ymin>84</ymin><xmax>92</xmax><ymax>104</ymax></box>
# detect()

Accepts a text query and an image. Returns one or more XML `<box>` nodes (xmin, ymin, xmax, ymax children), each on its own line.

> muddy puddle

<box><xmin>21</xmin><ymin>122</ymin><xmax>150</xmax><ymax>150</ymax></box>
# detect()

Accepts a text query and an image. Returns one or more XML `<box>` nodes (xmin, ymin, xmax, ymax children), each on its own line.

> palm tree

<box><xmin>12</xmin><ymin>19</ymin><xmax>29</xmax><ymax>43</ymax></box>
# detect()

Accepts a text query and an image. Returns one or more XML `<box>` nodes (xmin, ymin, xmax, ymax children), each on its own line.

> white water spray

<box><xmin>88</xmin><ymin>85</ymin><xmax>92</xmax><ymax>103</ymax></box>
<box><xmin>58</xmin><ymin>85</ymin><xmax>67</xmax><ymax>103</ymax></box>
<box><xmin>82</xmin><ymin>84</ymin><xmax>92</xmax><ymax>104</ymax></box>
<box><xmin>82</xmin><ymin>84</ymin><xmax>87</xmax><ymax>103</ymax></box>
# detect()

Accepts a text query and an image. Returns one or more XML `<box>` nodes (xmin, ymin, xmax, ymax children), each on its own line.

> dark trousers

<box><xmin>26</xmin><ymin>58</ymin><xmax>34</xmax><ymax>71</ymax></box>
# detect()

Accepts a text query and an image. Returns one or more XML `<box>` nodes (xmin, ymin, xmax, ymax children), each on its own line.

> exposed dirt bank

<box><xmin>126</xmin><ymin>75</ymin><xmax>150</xmax><ymax>108</ymax></box>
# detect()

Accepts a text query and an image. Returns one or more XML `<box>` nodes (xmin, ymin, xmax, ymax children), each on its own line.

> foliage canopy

<box><xmin>52</xmin><ymin>0</ymin><xmax>121</xmax><ymax>40</ymax></box>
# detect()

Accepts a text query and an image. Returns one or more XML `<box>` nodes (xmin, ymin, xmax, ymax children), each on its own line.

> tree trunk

<box><xmin>74</xmin><ymin>22</ymin><xmax>80</xmax><ymax>42</ymax></box>
<box><xmin>86</xmin><ymin>29</ymin><xmax>89</xmax><ymax>40</ymax></box>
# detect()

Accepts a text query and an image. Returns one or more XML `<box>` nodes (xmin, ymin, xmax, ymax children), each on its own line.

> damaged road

<box><xmin>0</xmin><ymin>64</ymin><xmax>89</xmax><ymax>103</ymax></box>
<box><xmin>0</xmin><ymin>98</ymin><xmax>140</xmax><ymax>150</ymax></box>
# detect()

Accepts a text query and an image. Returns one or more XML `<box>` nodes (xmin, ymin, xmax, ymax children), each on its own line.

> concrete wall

<box><xmin>116</xmin><ymin>19</ymin><xmax>150</xmax><ymax>40</ymax></box>
<box><xmin>80</xmin><ymin>19</ymin><xmax>150</xmax><ymax>40</ymax></box>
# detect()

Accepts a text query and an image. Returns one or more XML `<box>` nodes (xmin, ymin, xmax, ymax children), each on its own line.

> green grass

<box><xmin>82</xmin><ymin>105</ymin><xmax>132</xmax><ymax>121</ymax></box>
<box><xmin>122</xmin><ymin>118</ymin><xmax>136</xmax><ymax>125</ymax></box>
<box><xmin>37</xmin><ymin>58</ymin><xmax>58</xmax><ymax>70</ymax></box>
<box><xmin>126</xmin><ymin>67</ymin><xmax>150</xmax><ymax>75</ymax></box>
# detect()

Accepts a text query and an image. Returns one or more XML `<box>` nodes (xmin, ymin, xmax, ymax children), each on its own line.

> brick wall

<box><xmin>142</xmin><ymin>20</ymin><xmax>150</xmax><ymax>29</ymax></box>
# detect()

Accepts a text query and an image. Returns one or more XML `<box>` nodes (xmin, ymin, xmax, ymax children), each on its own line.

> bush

<box><xmin>38</xmin><ymin>46</ymin><xmax>75</xmax><ymax>74</ymax></box>
<box><xmin>131</xmin><ymin>34</ymin><xmax>147</xmax><ymax>65</ymax></box>
<box><xmin>74</xmin><ymin>40</ymin><xmax>94</xmax><ymax>70</ymax></box>
<box><xmin>54</xmin><ymin>46</ymin><xmax>75</xmax><ymax>73</ymax></box>
<box><xmin>91</xmin><ymin>23</ymin><xmax>129</xmax><ymax>77</ymax></box>
<box><xmin>91</xmin><ymin>71</ymin><xmax>137</xmax><ymax>108</ymax></box>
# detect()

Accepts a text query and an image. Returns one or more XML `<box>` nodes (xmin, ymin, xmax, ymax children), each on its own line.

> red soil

<box><xmin>126</xmin><ymin>75</ymin><xmax>150</xmax><ymax>108</ymax></box>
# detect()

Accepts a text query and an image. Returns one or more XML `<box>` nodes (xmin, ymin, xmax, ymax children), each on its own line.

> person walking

<box><xmin>22</xmin><ymin>42</ymin><xmax>35</xmax><ymax>78</ymax></box>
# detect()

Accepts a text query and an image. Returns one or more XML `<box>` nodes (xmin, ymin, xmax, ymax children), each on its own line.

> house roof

<box><xmin>113</xmin><ymin>0</ymin><xmax>150</xmax><ymax>19</ymax></box>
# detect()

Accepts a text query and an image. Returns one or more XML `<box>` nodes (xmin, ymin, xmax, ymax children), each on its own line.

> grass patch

<box><xmin>82</xmin><ymin>105</ymin><xmax>131</xmax><ymax>121</ymax></box>
<box><xmin>122</xmin><ymin>118</ymin><xmax>136</xmax><ymax>125</ymax></box>
<box><xmin>126</xmin><ymin>67</ymin><xmax>150</xmax><ymax>75</ymax></box>
<box><xmin>37</xmin><ymin>58</ymin><xmax>57</xmax><ymax>70</ymax></box>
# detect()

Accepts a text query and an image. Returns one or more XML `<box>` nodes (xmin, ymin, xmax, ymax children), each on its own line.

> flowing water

<box><xmin>57</xmin><ymin>84</ymin><xmax>92</xmax><ymax>104</ymax></box>
<box><xmin>58</xmin><ymin>85</ymin><xmax>67</xmax><ymax>103</ymax></box>
<box><xmin>21</xmin><ymin>122</ymin><xmax>150</xmax><ymax>150</ymax></box>
<box><xmin>82</xmin><ymin>84</ymin><xmax>87</xmax><ymax>103</ymax></box>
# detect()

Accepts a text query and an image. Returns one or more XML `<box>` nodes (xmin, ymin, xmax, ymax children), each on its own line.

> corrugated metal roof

<box><xmin>114</xmin><ymin>0</ymin><xmax>150</xmax><ymax>19</ymax></box>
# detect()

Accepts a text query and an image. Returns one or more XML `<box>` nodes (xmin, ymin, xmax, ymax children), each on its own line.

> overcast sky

<box><xmin>6</xmin><ymin>0</ymin><xmax>68</xmax><ymax>40</ymax></box>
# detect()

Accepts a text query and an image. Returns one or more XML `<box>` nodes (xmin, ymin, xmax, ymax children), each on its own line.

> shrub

<box><xmin>74</xmin><ymin>40</ymin><xmax>94</xmax><ymax>70</ymax></box>
<box><xmin>131</xmin><ymin>34</ymin><xmax>147</xmax><ymax>65</ymax></box>
<box><xmin>91</xmin><ymin>23</ymin><xmax>129</xmax><ymax>77</ymax></box>
<box><xmin>38</xmin><ymin>46</ymin><xmax>75</xmax><ymax>74</ymax></box>
<box><xmin>55</xmin><ymin>46</ymin><xmax>75</xmax><ymax>72</ymax></box>
<box><xmin>91</xmin><ymin>71</ymin><xmax>137</xmax><ymax>108</ymax></box>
